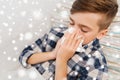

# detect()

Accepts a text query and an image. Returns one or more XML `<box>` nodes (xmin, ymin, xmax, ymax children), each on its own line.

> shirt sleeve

<box><xmin>19</xmin><ymin>26</ymin><xmax>66</xmax><ymax>68</ymax></box>
<box><xmin>19</xmin><ymin>33</ymin><xmax>48</xmax><ymax>68</ymax></box>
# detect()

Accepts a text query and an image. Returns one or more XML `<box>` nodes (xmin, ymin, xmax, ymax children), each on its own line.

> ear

<box><xmin>96</xmin><ymin>29</ymin><xmax>108</xmax><ymax>39</ymax></box>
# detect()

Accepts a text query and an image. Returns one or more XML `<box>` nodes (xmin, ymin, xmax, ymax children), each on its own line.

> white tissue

<box><xmin>61</xmin><ymin>27</ymin><xmax>75</xmax><ymax>44</ymax></box>
<box><xmin>64</xmin><ymin>27</ymin><xmax>75</xmax><ymax>34</ymax></box>
<box><xmin>62</xmin><ymin>27</ymin><xmax>85</xmax><ymax>52</ymax></box>
<box><xmin>68</xmin><ymin>27</ymin><xmax>75</xmax><ymax>33</ymax></box>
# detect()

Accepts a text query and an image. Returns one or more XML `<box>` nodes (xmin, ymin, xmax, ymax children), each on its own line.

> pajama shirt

<box><xmin>19</xmin><ymin>26</ymin><xmax>108</xmax><ymax>80</ymax></box>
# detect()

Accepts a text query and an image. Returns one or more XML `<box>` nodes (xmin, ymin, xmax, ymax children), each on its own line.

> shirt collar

<box><xmin>83</xmin><ymin>38</ymin><xmax>101</xmax><ymax>50</ymax></box>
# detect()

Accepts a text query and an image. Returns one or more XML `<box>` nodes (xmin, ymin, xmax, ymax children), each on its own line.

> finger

<box><xmin>74</xmin><ymin>37</ymin><xmax>84</xmax><ymax>50</ymax></box>
<box><xmin>62</xmin><ymin>32</ymin><xmax>71</xmax><ymax>45</ymax></box>
<box><xmin>60</xmin><ymin>36</ymin><xmax>65</xmax><ymax>44</ymax></box>
<box><xmin>70</xmin><ymin>30</ymin><xmax>80</xmax><ymax>47</ymax></box>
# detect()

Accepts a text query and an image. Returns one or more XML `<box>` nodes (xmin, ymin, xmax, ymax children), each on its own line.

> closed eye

<box><xmin>81</xmin><ymin>28</ymin><xmax>88</xmax><ymax>33</ymax></box>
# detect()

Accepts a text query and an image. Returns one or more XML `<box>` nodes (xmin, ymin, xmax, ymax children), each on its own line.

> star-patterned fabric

<box><xmin>19</xmin><ymin>26</ymin><xmax>108</xmax><ymax>80</ymax></box>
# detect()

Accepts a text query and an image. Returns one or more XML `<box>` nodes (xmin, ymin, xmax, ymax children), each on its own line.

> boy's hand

<box><xmin>54</xmin><ymin>28</ymin><xmax>84</xmax><ymax>62</ymax></box>
<box><xmin>54</xmin><ymin>28</ymin><xmax>84</xmax><ymax>80</ymax></box>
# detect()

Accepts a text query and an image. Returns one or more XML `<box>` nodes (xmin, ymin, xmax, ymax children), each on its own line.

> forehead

<box><xmin>70</xmin><ymin>12</ymin><xmax>103</xmax><ymax>30</ymax></box>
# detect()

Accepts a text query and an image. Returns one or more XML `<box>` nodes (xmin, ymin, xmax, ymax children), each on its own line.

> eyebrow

<box><xmin>69</xmin><ymin>16</ymin><xmax>75</xmax><ymax>23</ymax></box>
<box><xmin>69</xmin><ymin>16</ymin><xmax>92</xmax><ymax>30</ymax></box>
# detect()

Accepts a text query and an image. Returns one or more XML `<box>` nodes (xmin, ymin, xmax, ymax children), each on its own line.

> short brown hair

<box><xmin>70</xmin><ymin>0</ymin><xmax>118</xmax><ymax>30</ymax></box>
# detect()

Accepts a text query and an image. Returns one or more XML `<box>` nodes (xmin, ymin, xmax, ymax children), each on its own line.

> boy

<box><xmin>19</xmin><ymin>0</ymin><xmax>118</xmax><ymax>80</ymax></box>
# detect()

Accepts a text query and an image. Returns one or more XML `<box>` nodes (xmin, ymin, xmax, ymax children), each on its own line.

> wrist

<box><xmin>56</xmin><ymin>56</ymin><xmax>68</xmax><ymax>63</ymax></box>
<box><xmin>49</xmin><ymin>51</ymin><xmax>56</xmax><ymax>59</ymax></box>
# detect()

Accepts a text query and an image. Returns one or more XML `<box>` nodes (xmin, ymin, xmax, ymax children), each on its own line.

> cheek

<box><xmin>83</xmin><ymin>32</ymin><xmax>98</xmax><ymax>45</ymax></box>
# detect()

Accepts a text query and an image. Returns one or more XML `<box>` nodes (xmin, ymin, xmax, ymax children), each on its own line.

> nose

<box><xmin>69</xmin><ymin>25</ymin><xmax>83</xmax><ymax>35</ymax></box>
<box><xmin>71</xmin><ymin>25</ymin><xmax>81</xmax><ymax>32</ymax></box>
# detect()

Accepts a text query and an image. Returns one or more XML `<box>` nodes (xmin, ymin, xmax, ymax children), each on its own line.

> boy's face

<box><xmin>69</xmin><ymin>12</ymin><xmax>108</xmax><ymax>45</ymax></box>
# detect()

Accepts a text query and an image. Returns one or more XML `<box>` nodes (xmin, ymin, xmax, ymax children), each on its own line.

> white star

<box><xmin>24</xmin><ymin>32</ymin><xmax>33</xmax><ymax>40</ymax></box>
<box><xmin>29</xmin><ymin>71</ymin><xmax>37</xmax><ymax>79</ymax></box>
<box><xmin>78</xmin><ymin>57</ymin><xmax>83</xmax><ymax>61</ymax></box>
<box><xmin>17</xmin><ymin>69</ymin><xmax>26</xmax><ymax>77</ymax></box>
<box><xmin>28</xmin><ymin>24</ymin><xmax>33</xmax><ymax>28</ymax></box>
<box><xmin>12</xmin><ymin>22</ymin><xmax>15</xmax><ymax>25</ymax></box>
<box><xmin>3</xmin><ymin>51</ymin><xmax>7</xmax><ymax>55</ymax></box>
<box><xmin>74</xmin><ymin>71</ymin><xmax>78</xmax><ymax>76</ymax></box>
<box><xmin>0</xmin><ymin>10</ymin><xmax>4</xmax><ymax>15</ymax></box>
<box><xmin>101</xmin><ymin>65</ymin><xmax>104</xmax><ymax>69</ymax></box>
<box><xmin>0</xmin><ymin>39</ymin><xmax>2</xmax><ymax>44</ymax></box>
<box><xmin>9</xmin><ymin>28</ymin><xmax>13</xmax><ymax>32</ymax></box>
<box><xmin>86</xmin><ymin>66</ymin><xmax>90</xmax><ymax>70</ymax></box>
<box><xmin>11</xmin><ymin>7</ymin><xmax>15</xmax><ymax>10</ymax></box>
<box><xmin>88</xmin><ymin>54</ymin><xmax>91</xmax><ymax>58</ymax></box>
<box><xmin>49</xmin><ymin>77</ymin><xmax>53</xmax><ymax>80</ymax></box>
<box><xmin>12</xmin><ymin>58</ymin><xmax>17</xmax><ymax>62</ymax></box>
<box><xmin>14</xmin><ymin>47</ymin><xmax>18</xmax><ymax>51</ymax></box>
<box><xmin>23</xmin><ymin>0</ymin><xmax>28</xmax><ymax>4</ymax></box>
<box><xmin>56</xmin><ymin>3</ymin><xmax>62</xmax><ymax>8</ymax></box>
<box><xmin>7</xmin><ymin>57</ymin><xmax>11</xmax><ymax>61</ymax></box>
<box><xmin>8</xmin><ymin>75</ymin><xmax>12</xmax><ymax>79</ymax></box>
<box><xmin>12</xmin><ymin>40</ymin><xmax>16</xmax><ymax>44</ymax></box>
<box><xmin>21</xmin><ymin>11</ymin><xmax>26</xmax><ymax>16</ymax></box>
<box><xmin>2</xmin><ymin>5</ymin><xmax>6</xmax><ymax>8</ymax></box>
<box><xmin>3</xmin><ymin>22</ymin><xmax>8</xmax><ymax>27</ymax></box>
<box><xmin>33</xmin><ymin>10</ymin><xmax>44</xmax><ymax>20</ymax></box>
<box><xmin>18</xmin><ymin>1</ymin><xmax>22</xmax><ymax>4</ymax></box>
<box><xmin>60</xmin><ymin>11</ymin><xmax>69</xmax><ymax>19</ymax></box>
<box><xmin>93</xmin><ymin>77</ymin><xmax>96</xmax><ymax>80</ymax></box>
<box><xmin>7</xmin><ymin>16</ymin><xmax>12</xmax><ymax>20</ymax></box>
